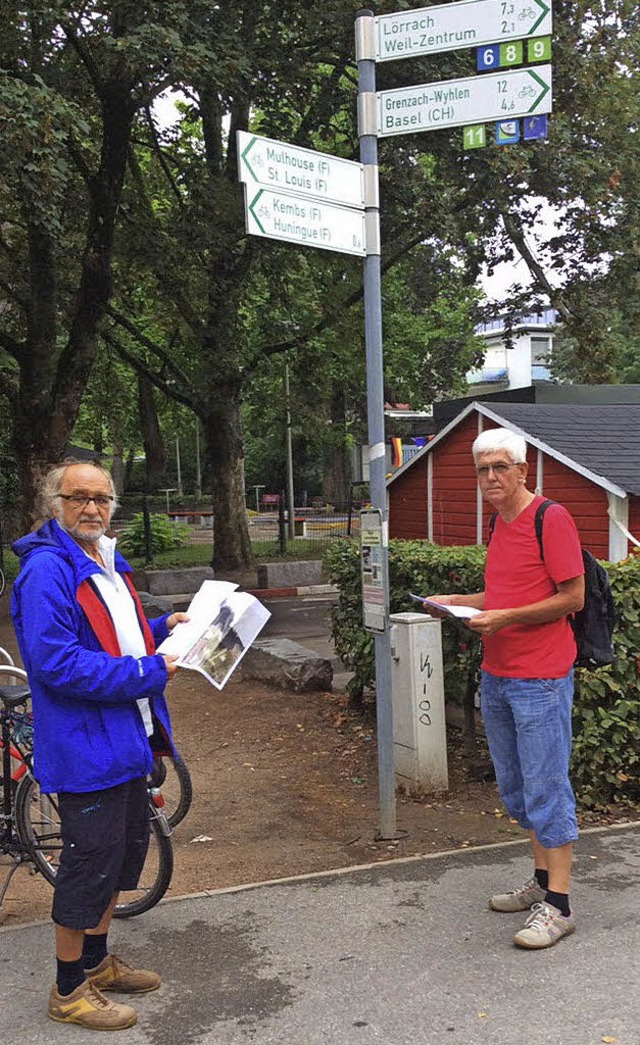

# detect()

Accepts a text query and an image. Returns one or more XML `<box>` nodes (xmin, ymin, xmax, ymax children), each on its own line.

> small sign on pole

<box><xmin>523</xmin><ymin>113</ymin><xmax>549</xmax><ymax>140</ymax></box>
<box><xmin>495</xmin><ymin>120</ymin><xmax>520</xmax><ymax>145</ymax></box>
<box><xmin>360</xmin><ymin>509</ymin><xmax>387</xmax><ymax>634</ymax></box>
<box><xmin>244</xmin><ymin>187</ymin><xmax>366</xmax><ymax>257</ymax></box>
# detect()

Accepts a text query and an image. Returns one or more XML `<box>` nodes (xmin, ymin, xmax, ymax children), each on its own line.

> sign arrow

<box><xmin>527</xmin><ymin>69</ymin><xmax>551</xmax><ymax>112</ymax></box>
<box><xmin>530</xmin><ymin>0</ymin><xmax>552</xmax><ymax>36</ymax></box>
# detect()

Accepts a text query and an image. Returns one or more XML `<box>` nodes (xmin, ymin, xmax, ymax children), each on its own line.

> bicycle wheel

<box><xmin>14</xmin><ymin>774</ymin><xmax>62</xmax><ymax>884</ymax></box>
<box><xmin>150</xmin><ymin>754</ymin><xmax>193</xmax><ymax>829</ymax></box>
<box><xmin>16</xmin><ymin>777</ymin><xmax>173</xmax><ymax>918</ymax></box>
<box><xmin>113</xmin><ymin>812</ymin><xmax>173</xmax><ymax>918</ymax></box>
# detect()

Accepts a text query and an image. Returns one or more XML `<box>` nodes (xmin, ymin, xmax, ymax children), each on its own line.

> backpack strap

<box><xmin>488</xmin><ymin>512</ymin><xmax>497</xmax><ymax>544</ymax></box>
<box><xmin>489</xmin><ymin>499</ymin><xmax>554</xmax><ymax>556</ymax></box>
<box><xmin>534</xmin><ymin>499</ymin><xmax>555</xmax><ymax>561</ymax></box>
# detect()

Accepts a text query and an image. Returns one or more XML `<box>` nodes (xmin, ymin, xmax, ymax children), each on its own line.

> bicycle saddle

<box><xmin>0</xmin><ymin>685</ymin><xmax>31</xmax><ymax>708</ymax></box>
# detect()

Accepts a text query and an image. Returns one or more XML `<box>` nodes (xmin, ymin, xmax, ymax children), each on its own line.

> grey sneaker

<box><xmin>489</xmin><ymin>876</ymin><xmax>546</xmax><ymax>912</ymax></box>
<box><xmin>513</xmin><ymin>902</ymin><xmax>576</xmax><ymax>949</ymax></box>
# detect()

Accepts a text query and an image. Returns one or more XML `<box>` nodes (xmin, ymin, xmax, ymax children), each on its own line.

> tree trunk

<box><xmin>10</xmin><ymin>83</ymin><xmax>136</xmax><ymax>529</ymax></box>
<box><xmin>138</xmin><ymin>375</ymin><xmax>165</xmax><ymax>489</ymax></box>
<box><xmin>111</xmin><ymin>442</ymin><xmax>125</xmax><ymax>496</ymax></box>
<box><xmin>202</xmin><ymin>389</ymin><xmax>253</xmax><ymax>570</ymax></box>
<box><xmin>14</xmin><ymin>445</ymin><xmax>57</xmax><ymax>531</ymax></box>
<box><xmin>322</xmin><ymin>384</ymin><xmax>351</xmax><ymax>505</ymax></box>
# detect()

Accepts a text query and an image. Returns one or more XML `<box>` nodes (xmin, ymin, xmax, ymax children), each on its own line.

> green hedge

<box><xmin>325</xmin><ymin>539</ymin><xmax>640</xmax><ymax>808</ymax></box>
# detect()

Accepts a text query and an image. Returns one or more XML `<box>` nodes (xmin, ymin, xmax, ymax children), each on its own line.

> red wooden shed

<box><xmin>387</xmin><ymin>401</ymin><xmax>640</xmax><ymax>561</ymax></box>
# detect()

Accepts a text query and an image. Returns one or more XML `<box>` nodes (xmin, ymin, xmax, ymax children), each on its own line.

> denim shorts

<box><xmin>480</xmin><ymin>669</ymin><xmax>578</xmax><ymax>849</ymax></box>
<box><xmin>52</xmin><ymin>777</ymin><xmax>150</xmax><ymax>930</ymax></box>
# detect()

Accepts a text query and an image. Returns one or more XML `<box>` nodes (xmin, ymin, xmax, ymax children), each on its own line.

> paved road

<box><xmin>2</xmin><ymin>825</ymin><xmax>639</xmax><ymax>1044</ymax></box>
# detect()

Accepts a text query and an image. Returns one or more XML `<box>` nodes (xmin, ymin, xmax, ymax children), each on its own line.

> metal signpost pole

<box><xmin>356</xmin><ymin>8</ymin><xmax>396</xmax><ymax>840</ymax></box>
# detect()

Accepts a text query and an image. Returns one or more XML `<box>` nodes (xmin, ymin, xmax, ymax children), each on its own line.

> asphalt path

<box><xmin>3</xmin><ymin>825</ymin><xmax>639</xmax><ymax>1044</ymax></box>
<box><xmin>261</xmin><ymin>593</ymin><xmax>336</xmax><ymax>642</ymax></box>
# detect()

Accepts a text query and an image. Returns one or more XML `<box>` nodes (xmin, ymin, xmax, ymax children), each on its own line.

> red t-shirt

<box><xmin>482</xmin><ymin>495</ymin><xmax>584</xmax><ymax>678</ymax></box>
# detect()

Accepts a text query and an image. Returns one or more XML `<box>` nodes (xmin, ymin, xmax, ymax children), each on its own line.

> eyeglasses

<box><xmin>476</xmin><ymin>463</ymin><xmax>519</xmax><ymax>478</ymax></box>
<box><xmin>56</xmin><ymin>494</ymin><xmax>114</xmax><ymax>509</ymax></box>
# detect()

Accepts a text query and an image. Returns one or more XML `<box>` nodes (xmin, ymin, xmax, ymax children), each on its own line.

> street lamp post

<box><xmin>253</xmin><ymin>485</ymin><xmax>265</xmax><ymax>514</ymax></box>
<box><xmin>159</xmin><ymin>488</ymin><xmax>177</xmax><ymax>514</ymax></box>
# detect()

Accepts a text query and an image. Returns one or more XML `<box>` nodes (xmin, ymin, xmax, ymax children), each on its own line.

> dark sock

<box><xmin>56</xmin><ymin>957</ymin><xmax>86</xmax><ymax>997</ymax></box>
<box><xmin>544</xmin><ymin>889</ymin><xmax>570</xmax><ymax>917</ymax></box>
<box><xmin>82</xmin><ymin>932</ymin><xmax>109</xmax><ymax>970</ymax></box>
<box><xmin>534</xmin><ymin>868</ymin><xmax>549</xmax><ymax>890</ymax></box>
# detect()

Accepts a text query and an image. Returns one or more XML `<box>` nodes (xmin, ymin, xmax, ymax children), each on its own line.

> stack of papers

<box><xmin>409</xmin><ymin>594</ymin><xmax>480</xmax><ymax>620</ymax></box>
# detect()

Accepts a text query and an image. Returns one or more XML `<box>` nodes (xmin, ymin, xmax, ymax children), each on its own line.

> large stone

<box><xmin>242</xmin><ymin>638</ymin><xmax>333</xmax><ymax>692</ymax></box>
<box><xmin>137</xmin><ymin>591</ymin><xmax>174</xmax><ymax>619</ymax></box>
<box><xmin>256</xmin><ymin>560</ymin><xmax>322</xmax><ymax>589</ymax></box>
<box><xmin>133</xmin><ymin>566</ymin><xmax>214</xmax><ymax>596</ymax></box>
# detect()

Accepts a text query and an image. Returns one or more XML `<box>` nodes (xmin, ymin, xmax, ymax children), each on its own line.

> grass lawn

<box><xmin>126</xmin><ymin>539</ymin><xmax>328</xmax><ymax>570</ymax></box>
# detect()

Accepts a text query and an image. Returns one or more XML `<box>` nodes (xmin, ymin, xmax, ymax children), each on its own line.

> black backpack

<box><xmin>488</xmin><ymin>499</ymin><xmax>615</xmax><ymax>668</ymax></box>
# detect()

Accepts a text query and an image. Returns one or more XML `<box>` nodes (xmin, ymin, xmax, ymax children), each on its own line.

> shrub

<box><xmin>118</xmin><ymin>513</ymin><xmax>188</xmax><ymax>560</ymax></box>
<box><xmin>571</xmin><ymin>554</ymin><xmax>640</xmax><ymax>806</ymax></box>
<box><xmin>325</xmin><ymin>538</ymin><xmax>640</xmax><ymax>808</ymax></box>
<box><xmin>325</xmin><ymin>539</ymin><xmax>485</xmax><ymax>703</ymax></box>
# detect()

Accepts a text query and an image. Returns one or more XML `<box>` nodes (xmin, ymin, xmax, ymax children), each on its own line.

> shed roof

<box><xmin>388</xmin><ymin>402</ymin><xmax>640</xmax><ymax>497</ymax></box>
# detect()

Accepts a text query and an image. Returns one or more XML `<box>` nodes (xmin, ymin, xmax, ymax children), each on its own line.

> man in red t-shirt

<box><xmin>429</xmin><ymin>427</ymin><xmax>584</xmax><ymax>949</ymax></box>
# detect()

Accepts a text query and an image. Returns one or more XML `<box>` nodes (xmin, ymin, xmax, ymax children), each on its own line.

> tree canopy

<box><xmin>1</xmin><ymin>1</ymin><xmax>638</xmax><ymax>565</ymax></box>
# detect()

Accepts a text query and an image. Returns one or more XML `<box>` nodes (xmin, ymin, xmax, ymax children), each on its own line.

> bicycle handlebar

<box><xmin>0</xmin><ymin>646</ymin><xmax>15</xmax><ymax>667</ymax></box>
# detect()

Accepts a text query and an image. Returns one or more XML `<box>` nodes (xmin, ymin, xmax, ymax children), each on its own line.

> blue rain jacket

<box><xmin>10</xmin><ymin>519</ymin><xmax>174</xmax><ymax>794</ymax></box>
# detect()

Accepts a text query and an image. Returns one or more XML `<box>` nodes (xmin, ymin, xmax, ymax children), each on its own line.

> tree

<box><xmin>0</xmin><ymin>2</ymin><xmax>227</xmax><ymax>520</ymax></box>
<box><xmin>3</xmin><ymin>1</ymin><xmax>637</xmax><ymax>565</ymax></box>
<box><xmin>468</xmin><ymin>0</ymin><xmax>640</xmax><ymax>380</ymax></box>
<box><xmin>102</xmin><ymin>1</ymin><xmax>496</xmax><ymax>566</ymax></box>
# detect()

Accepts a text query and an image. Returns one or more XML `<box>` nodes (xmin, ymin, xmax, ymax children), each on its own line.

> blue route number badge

<box><xmin>523</xmin><ymin>114</ymin><xmax>549</xmax><ymax>141</ymax></box>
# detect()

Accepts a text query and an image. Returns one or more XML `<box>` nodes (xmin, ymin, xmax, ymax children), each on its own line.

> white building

<box><xmin>466</xmin><ymin>309</ymin><xmax>557</xmax><ymax>391</ymax></box>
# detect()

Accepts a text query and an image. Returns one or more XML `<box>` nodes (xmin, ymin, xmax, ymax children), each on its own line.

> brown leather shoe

<box><xmin>87</xmin><ymin>953</ymin><xmax>161</xmax><ymax>994</ymax></box>
<box><xmin>48</xmin><ymin>979</ymin><xmax>137</xmax><ymax>1029</ymax></box>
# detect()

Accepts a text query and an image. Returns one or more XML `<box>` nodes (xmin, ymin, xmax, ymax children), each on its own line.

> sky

<box><xmin>477</xmin><ymin>206</ymin><xmax>561</xmax><ymax>304</ymax></box>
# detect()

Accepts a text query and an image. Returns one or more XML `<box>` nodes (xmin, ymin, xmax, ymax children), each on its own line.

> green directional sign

<box><xmin>237</xmin><ymin>131</ymin><xmax>364</xmax><ymax>209</ymax></box>
<box><xmin>244</xmin><ymin>188</ymin><xmax>367</xmax><ymax>257</ymax></box>
<box><xmin>378</xmin><ymin>65</ymin><xmax>552</xmax><ymax>138</ymax></box>
<box><xmin>375</xmin><ymin>0</ymin><xmax>552</xmax><ymax>62</ymax></box>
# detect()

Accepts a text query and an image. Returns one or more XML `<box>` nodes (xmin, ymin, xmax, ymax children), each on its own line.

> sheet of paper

<box><xmin>177</xmin><ymin>593</ymin><xmax>271</xmax><ymax>690</ymax></box>
<box><xmin>409</xmin><ymin>594</ymin><xmax>481</xmax><ymax>619</ymax></box>
<box><xmin>155</xmin><ymin>580</ymin><xmax>271</xmax><ymax>690</ymax></box>
<box><xmin>156</xmin><ymin>580</ymin><xmax>239</xmax><ymax>657</ymax></box>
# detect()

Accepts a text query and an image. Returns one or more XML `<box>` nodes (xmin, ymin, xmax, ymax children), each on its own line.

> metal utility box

<box><xmin>390</xmin><ymin>612</ymin><xmax>448</xmax><ymax>793</ymax></box>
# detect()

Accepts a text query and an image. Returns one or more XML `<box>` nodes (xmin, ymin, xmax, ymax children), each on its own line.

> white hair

<box><xmin>472</xmin><ymin>428</ymin><xmax>527</xmax><ymax>464</ymax></box>
<box><xmin>40</xmin><ymin>459</ymin><xmax>118</xmax><ymax>522</ymax></box>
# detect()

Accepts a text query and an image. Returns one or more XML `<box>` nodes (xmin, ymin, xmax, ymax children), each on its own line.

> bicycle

<box><xmin>0</xmin><ymin>666</ymin><xmax>174</xmax><ymax>919</ymax></box>
<box><xmin>2</xmin><ymin>643</ymin><xmax>192</xmax><ymax>833</ymax></box>
<box><xmin>150</xmin><ymin>752</ymin><xmax>193</xmax><ymax>829</ymax></box>
<box><xmin>0</xmin><ymin>566</ymin><xmax>5</xmax><ymax>599</ymax></box>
